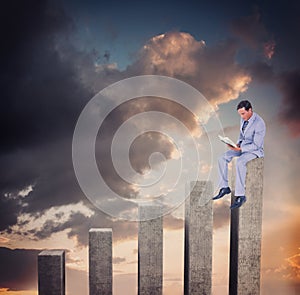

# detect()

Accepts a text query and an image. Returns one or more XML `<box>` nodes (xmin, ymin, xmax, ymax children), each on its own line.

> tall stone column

<box><xmin>138</xmin><ymin>204</ymin><xmax>163</xmax><ymax>295</ymax></box>
<box><xmin>38</xmin><ymin>250</ymin><xmax>65</xmax><ymax>295</ymax></box>
<box><xmin>184</xmin><ymin>180</ymin><xmax>213</xmax><ymax>295</ymax></box>
<box><xmin>89</xmin><ymin>228</ymin><xmax>113</xmax><ymax>295</ymax></box>
<box><xmin>229</xmin><ymin>157</ymin><xmax>264</xmax><ymax>295</ymax></box>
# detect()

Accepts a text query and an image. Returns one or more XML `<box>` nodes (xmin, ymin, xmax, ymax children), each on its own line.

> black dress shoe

<box><xmin>212</xmin><ymin>187</ymin><xmax>231</xmax><ymax>200</ymax></box>
<box><xmin>230</xmin><ymin>196</ymin><xmax>247</xmax><ymax>209</ymax></box>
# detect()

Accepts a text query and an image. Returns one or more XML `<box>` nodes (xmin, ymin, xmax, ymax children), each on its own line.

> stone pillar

<box><xmin>229</xmin><ymin>157</ymin><xmax>264</xmax><ymax>295</ymax></box>
<box><xmin>138</xmin><ymin>204</ymin><xmax>163</xmax><ymax>295</ymax></box>
<box><xmin>38</xmin><ymin>250</ymin><xmax>65</xmax><ymax>295</ymax></box>
<box><xmin>89</xmin><ymin>228</ymin><xmax>113</xmax><ymax>295</ymax></box>
<box><xmin>184</xmin><ymin>181</ymin><xmax>213</xmax><ymax>295</ymax></box>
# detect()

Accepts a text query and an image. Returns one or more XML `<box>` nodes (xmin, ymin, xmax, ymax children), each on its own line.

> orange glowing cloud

<box><xmin>286</xmin><ymin>253</ymin><xmax>300</xmax><ymax>280</ymax></box>
<box><xmin>141</xmin><ymin>32</ymin><xmax>206</xmax><ymax>76</ymax></box>
<box><xmin>130</xmin><ymin>32</ymin><xmax>251</xmax><ymax>105</ymax></box>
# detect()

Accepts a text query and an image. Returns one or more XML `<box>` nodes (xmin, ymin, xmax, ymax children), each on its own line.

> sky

<box><xmin>0</xmin><ymin>0</ymin><xmax>300</xmax><ymax>294</ymax></box>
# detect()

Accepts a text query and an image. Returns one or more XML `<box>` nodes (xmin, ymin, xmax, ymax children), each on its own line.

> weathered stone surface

<box><xmin>229</xmin><ymin>157</ymin><xmax>264</xmax><ymax>295</ymax></box>
<box><xmin>138</xmin><ymin>205</ymin><xmax>163</xmax><ymax>295</ymax></box>
<box><xmin>184</xmin><ymin>181</ymin><xmax>213</xmax><ymax>295</ymax></box>
<box><xmin>38</xmin><ymin>250</ymin><xmax>65</xmax><ymax>295</ymax></box>
<box><xmin>89</xmin><ymin>228</ymin><xmax>112</xmax><ymax>295</ymax></box>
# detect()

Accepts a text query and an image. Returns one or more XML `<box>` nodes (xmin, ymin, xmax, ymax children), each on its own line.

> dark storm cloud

<box><xmin>26</xmin><ymin>210</ymin><xmax>138</xmax><ymax>246</ymax></box>
<box><xmin>67</xmin><ymin>212</ymin><xmax>138</xmax><ymax>245</ymax></box>
<box><xmin>230</xmin><ymin>11</ymin><xmax>271</xmax><ymax>49</ymax></box>
<box><xmin>0</xmin><ymin>0</ymin><xmax>138</xmax><ymax>237</ymax></box>
<box><xmin>247</xmin><ymin>61</ymin><xmax>275</xmax><ymax>83</ymax></box>
<box><xmin>277</xmin><ymin>70</ymin><xmax>300</xmax><ymax>137</ymax></box>
<box><xmin>249</xmin><ymin>64</ymin><xmax>300</xmax><ymax>138</ymax></box>
<box><xmin>0</xmin><ymin>0</ymin><xmax>254</xmax><ymax>234</ymax></box>
<box><xmin>0</xmin><ymin>247</ymin><xmax>39</xmax><ymax>290</ymax></box>
<box><xmin>261</xmin><ymin>0</ymin><xmax>300</xmax><ymax>69</ymax></box>
<box><xmin>230</xmin><ymin>3</ymin><xmax>300</xmax><ymax>137</ymax></box>
<box><xmin>230</xmin><ymin>9</ymin><xmax>277</xmax><ymax>63</ymax></box>
<box><xmin>94</xmin><ymin>96</ymin><xmax>198</xmax><ymax>198</ymax></box>
<box><xmin>0</xmin><ymin>0</ymin><xmax>91</xmax><ymax>153</ymax></box>
<box><xmin>0</xmin><ymin>198</ymin><xmax>21</xmax><ymax>231</ymax></box>
<box><xmin>20</xmin><ymin>199</ymin><xmax>230</xmax><ymax>248</ymax></box>
<box><xmin>0</xmin><ymin>0</ymin><xmax>96</xmax><ymax>218</ymax></box>
<box><xmin>0</xmin><ymin>0</ymin><xmax>193</xmax><ymax>239</ymax></box>
<box><xmin>0</xmin><ymin>246</ymin><xmax>88</xmax><ymax>293</ymax></box>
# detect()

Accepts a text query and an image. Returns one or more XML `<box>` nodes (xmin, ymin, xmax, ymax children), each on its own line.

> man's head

<box><xmin>237</xmin><ymin>100</ymin><xmax>253</xmax><ymax>121</ymax></box>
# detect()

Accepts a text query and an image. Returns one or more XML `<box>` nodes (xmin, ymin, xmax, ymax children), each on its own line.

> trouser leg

<box><xmin>218</xmin><ymin>150</ymin><xmax>241</xmax><ymax>189</ymax></box>
<box><xmin>235</xmin><ymin>152</ymin><xmax>258</xmax><ymax>195</ymax></box>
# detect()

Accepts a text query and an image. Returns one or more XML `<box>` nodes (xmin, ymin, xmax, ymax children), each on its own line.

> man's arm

<box><xmin>228</xmin><ymin>144</ymin><xmax>241</xmax><ymax>151</ymax></box>
<box><xmin>240</xmin><ymin>120</ymin><xmax>266</xmax><ymax>153</ymax></box>
<box><xmin>236</xmin><ymin>119</ymin><xmax>243</xmax><ymax>145</ymax></box>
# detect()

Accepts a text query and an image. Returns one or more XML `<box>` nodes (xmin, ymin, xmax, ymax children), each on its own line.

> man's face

<box><xmin>238</xmin><ymin>107</ymin><xmax>253</xmax><ymax>121</ymax></box>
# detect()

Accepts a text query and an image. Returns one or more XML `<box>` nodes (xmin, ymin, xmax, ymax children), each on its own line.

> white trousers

<box><xmin>218</xmin><ymin>150</ymin><xmax>258</xmax><ymax>196</ymax></box>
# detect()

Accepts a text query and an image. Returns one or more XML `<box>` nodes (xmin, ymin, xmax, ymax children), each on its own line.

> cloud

<box><xmin>0</xmin><ymin>2</ymin><xmax>92</xmax><ymax>154</ymax></box>
<box><xmin>129</xmin><ymin>131</ymin><xmax>175</xmax><ymax>174</ymax></box>
<box><xmin>286</xmin><ymin>253</ymin><xmax>300</xmax><ymax>279</ymax></box>
<box><xmin>129</xmin><ymin>31</ymin><xmax>251</xmax><ymax>105</ymax></box>
<box><xmin>247</xmin><ymin>61</ymin><xmax>275</xmax><ymax>83</ymax></box>
<box><xmin>260</xmin><ymin>209</ymin><xmax>300</xmax><ymax>293</ymax></box>
<box><xmin>0</xmin><ymin>247</ymin><xmax>89</xmax><ymax>294</ymax></box>
<box><xmin>134</xmin><ymin>32</ymin><xmax>206</xmax><ymax>76</ymax></box>
<box><xmin>0</xmin><ymin>247</ymin><xmax>39</xmax><ymax>290</ymax></box>
<box><xmin>113</xmin><ymin>257</ymin><xmax>126</xmax><ymax>264</ymax></box>
<box><xmin>213</xmin><ymin>200</ymin><xmax>230</xmax><ymax>230</ymax></box>
<box><xmin>0</xmin><ymin>2</ymin><xmax>253</xmax><ymax>231</ymax></box>
<box><xmin>0</xmin><ymin>0</ymin><xmax>94</xmax><ymax>218</ymax></box>
<box><xmin>0</xmin><ymin>198</ymin><xmax>21</xmax><ymax>231</ymax></box>
<box><xmin>230</xmin><ymin>11</ymin><xmax>275</xmax><ymax>59</ymax></box>
<box><xmin>245</xmin><ymin>64</ymin><xmax>300</xmax><ymax>137</ymax></box>
<box><xmin>263</xmin><ymin>40</ymin><xmax>276</xmax><ymax>60</ymax></box>
<box><xmin>0</xmin><ymin>2</ymin><xmax>299</xmax><ymax>294</ymax></box>
<box><xmin>277</xmin><ymin>70</ymin><xmax>300</xmax><ymax>137</ymax></box>
<box><xmin>0</xmin><ymin>0</ymin><xmax>265</xmax><ymax>269</ymax></box>
<box><xmin>18</xmin><ymin>209</ymin><xmax>138</xmax><ymax>247</ymax></box>
<box><xmin>266</xmin><ymin>251</ymin><xmax>300</xmax><ymax>283</ymax></box>
<box><xmin>163</xmin><ymin>214</ymin><xmax>183</xmax><ymax>231</ymax></box>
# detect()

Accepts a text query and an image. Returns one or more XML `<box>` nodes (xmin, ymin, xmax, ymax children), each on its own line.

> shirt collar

<box><xmin>244</xmin><ymin>112</ymin><xmax>256</xmax><ymax>123</ymax></box>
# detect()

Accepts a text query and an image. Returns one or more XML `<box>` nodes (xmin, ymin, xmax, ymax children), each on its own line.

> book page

<box><xmin>218</xmin><ymin>135</ymin><xmax>237</xmax><ymax>148</ymax></box>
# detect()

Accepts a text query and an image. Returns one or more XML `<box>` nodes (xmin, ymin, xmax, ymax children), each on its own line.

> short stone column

<box><xmin>89</xmin><ymin>228</ymin><xmax>113</xmax><ymax>295</ymax></box>
<box><xmin>38</xmin><ymin>250</ymin><xmax>65</xmax><ymax>295</ymax></box>
<box><xmin>229</xmin><ymin>157</ymin><xmax>264</xmax><ymax>295</ymax></box>
<box><xmin>138</xmin><ymin>204</ymin><xmax>163</xmax><ymax>295</ymax></box>
<box><xmin>184</xmin><ymin>180</ymin><xmax>213</xmax><ymax>295</ymax></box>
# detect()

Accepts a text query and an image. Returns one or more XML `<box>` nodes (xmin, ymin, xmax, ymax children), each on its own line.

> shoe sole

<box><xmin>230</xmin><ymin>198</ymin><xmax>246</xmax><ymax>209</ymax></box>
<box><xmin>212</xmin><ymin>192</ymin><xmax>231</xmax><ymax>200</ymax></box>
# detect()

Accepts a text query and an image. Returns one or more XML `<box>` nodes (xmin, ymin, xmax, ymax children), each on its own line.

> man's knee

<box><xmin>236</xmin><ymin>153</ymin><xmax>253</xmax><ymax>167</ymax></box>
<box><xmin>220</xmin><ymin>150</ymin><xmax>236</xmax><ymax>163</ymax></box>
<box><xmin>219</xmin><ymin>152</ymin><xmax>229</xmax><ymax>164</ymax></box>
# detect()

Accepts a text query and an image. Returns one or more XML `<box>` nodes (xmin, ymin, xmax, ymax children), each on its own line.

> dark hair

<box><xmin>237</xmin><ymin>100</ymin><xmax>252</xmax><ymax>111</ymax></box>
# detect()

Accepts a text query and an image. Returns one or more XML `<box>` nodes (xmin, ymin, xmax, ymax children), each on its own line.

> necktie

<box><xmin>242</xmin><ymin>120</ymin><xmax>249</xmax><ymax>132</ymax></box>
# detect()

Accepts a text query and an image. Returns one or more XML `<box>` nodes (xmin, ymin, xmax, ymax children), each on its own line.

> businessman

<box><xmin>213</xmin><ymin>100</ymin><xmax>266</xmax><ymax>209</ymax></box>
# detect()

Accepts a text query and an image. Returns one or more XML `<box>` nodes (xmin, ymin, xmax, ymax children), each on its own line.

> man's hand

<box><xmin>227</xmin><ymin>144</ymin><xmax>241</xmax><ymax>151</ymax></box>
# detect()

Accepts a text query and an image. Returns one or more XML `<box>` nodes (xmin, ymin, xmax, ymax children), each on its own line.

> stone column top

<box><xmin>38</xmin><ymin>250</ymin><xmax>65</xmax><ymax>256</ymax></box>
<box><xmin>89</xmin><ymin>228</ymin><xmax>112</xmax><ymax>232</ymax></box>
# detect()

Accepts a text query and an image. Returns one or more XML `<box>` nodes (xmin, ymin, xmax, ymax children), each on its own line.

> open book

<box><xmin>218</xmin><ymin>135</ymin><xmax>237</xmax><ymax>148</ymax></box>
